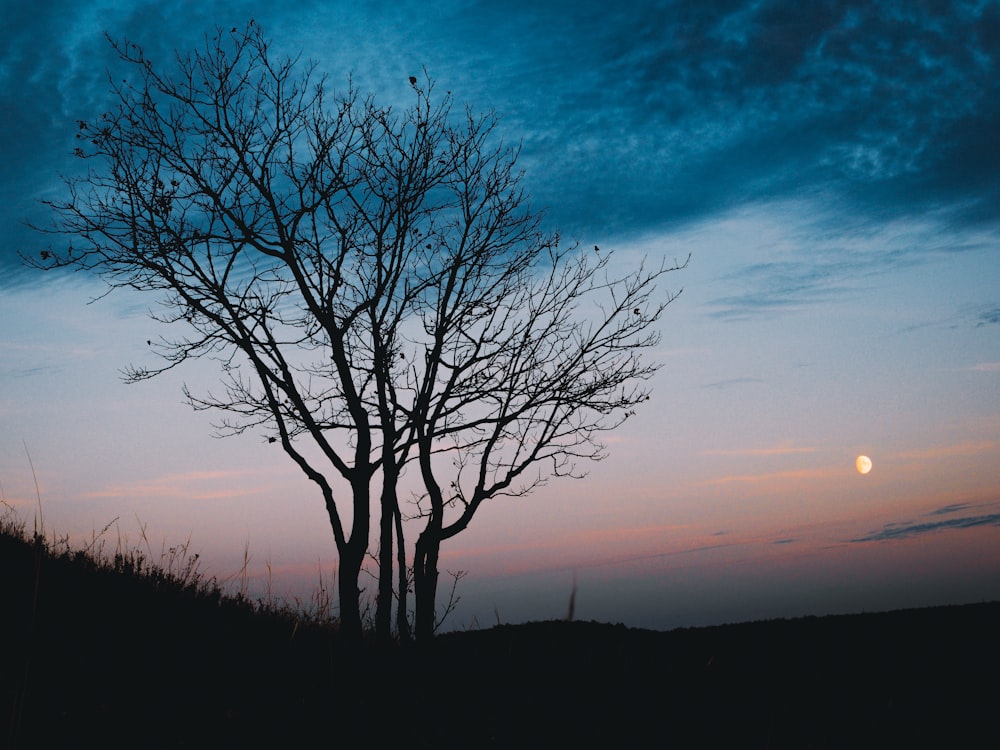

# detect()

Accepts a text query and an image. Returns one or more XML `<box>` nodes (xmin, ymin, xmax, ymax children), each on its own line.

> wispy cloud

<box><xmin>851</xmin><ymin>499</ymin><xmax>1000</xmax><ymax>542</ymax></box>
<box><xmin>464</xmin><ymin>540</ymin><xmax>738</xmax><ymax>581</ymax></box>
<box><xmin>82</xmin><ymin>469</ymin><xmax>276</xmax><ymax>501</ymax></box>
<box><xmin>893</xmin><ymin>440</ymin><xmax>996</xmax><ymax>461</ymax></box>
<box><xmin>930</xmin><ymin>503</ymin><xmax>972</xmax><ymax>516</ymax></box>
<box><xmin>702</xmin><ymin>444</ymin><xmax>816</xmax><ymax>457</ymax></box>
<box><xmin>851</xmin><ymin>513</ymin><xmax>1000</xmax><ymax>542</ymax></box>
<box><xmin>0</xmin><ymin>365</ymin><xmax>60</xmax><ymax>379</ymax></box>
<box><xmin>701</xmin><ymin>377</ymin><xmax>764</xmax><ymax>390</ymax></box>
<box><xmin>976</xmin><ymin>308</ymin><xmax>1000</xmax><ymax>327</ymax></box>
<box><xmin>705</xmin><ymin>212</ymin><xmax>998</xmax><ymax>320</ymax></box>
<box><xmin>964</xmin><ymin>362</ymin><xmax>1000</xmax><ymax>373</ymax></box>
<box><xmin>703</xmin><ymin>467</ymin><xmax>836</xmax><ymax>485</ymax></box>
<box><xmin>707</xmin><ymin>253</ymin><xmax>865</xmax><ymax>320</ymax></box>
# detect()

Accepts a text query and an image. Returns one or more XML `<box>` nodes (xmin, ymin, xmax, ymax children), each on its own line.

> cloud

<box><xmin>851</xmin><ymin>513</ymin><xmax>1000</xmax><ymax>543</ymax></box>
<box><xmin>474</xmin><ymin>540</ymin><xmax>738</xmax><ymax>581</ymax></box>
<box><xmin>4</xmin><ymin>0</ymin><xmax>998</xmax><ymax>291</ymax></box>
<box><xmin>975</xmin><ymin>308</ymin><xmax>1000</xmax><ymax>327</ymax></box>
<box><xmin>0</xmin><ymin>365</ymin><xmax>59</xmax><ymax>379</ymax></box>
<box><xmin>707</xmin><ymin>251</ymin><xmax>863</xmax><ymax>320</ymax></box>
<box><xmin>700</xmin><ymin>377</ymin><xmax>764</xmax><ymax>390</ymax></box>
<box><xmin>965</xmin><ymin>362</ymin><xmax>1000</xmax><ymax>373</ymax></box>
<box><xmin>704</xmin><ymin>207</ymin><xmax>999</xmax><ymax>319</ymax></box>
<box><xmin>82</xmin><ymin>469</ymin><xmax>276</xmax><ymax>501</ymax></box>
<box><xmin>929</xmin><ymin>503</ymin><xmax>971</xmax><ymax>516</ymax></box>
<box><xmin>702</xmin><ymin>444</ymin><xmax>816</xmax><ymax>456</ymax></box>
<box><xmin>893</xmin><ymin>440</ymin><xmax>996</xmax><ymax>461</ymax></box>
<box><xmin>703</xmin><ymin>467</ymin><xmax>837</xmax><ymax>485</ymax></box>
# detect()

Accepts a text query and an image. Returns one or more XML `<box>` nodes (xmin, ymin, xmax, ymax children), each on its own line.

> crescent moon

<box><xmin>856</xmin><ymin>455</ymin><xmax>872</xmax><ymax>475</ymax></box>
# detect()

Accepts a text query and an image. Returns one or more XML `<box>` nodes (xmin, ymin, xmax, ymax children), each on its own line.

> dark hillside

<box><xmin>3</xmin><ymin>524</ymin><xmax>998</xmax><ymax>748</ymax></box>
<box><xmin>0</xmin><ymin>527</ymin><xmax>346</xmax><ymax>747</ymax></box>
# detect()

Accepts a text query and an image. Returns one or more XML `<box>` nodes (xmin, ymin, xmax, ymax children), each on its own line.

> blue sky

<box><xmin>1</xmin><ymin>0</ymin><xmax>998</xmax><ymax>630</ymax></box>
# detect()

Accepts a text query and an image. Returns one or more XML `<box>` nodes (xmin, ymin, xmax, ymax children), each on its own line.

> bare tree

<box><xmin>401</xmin><ymin>235</ymin><xmax>683</xmax><ymax>640</ymax></box>
<box><xmin>31</xmin><ymin>22</ymin><xmax>685</xmax><ymax>644</ymax></box>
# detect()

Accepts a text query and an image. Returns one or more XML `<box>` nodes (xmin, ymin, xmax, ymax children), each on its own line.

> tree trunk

<box><xmin>375</xmin><ymin>487</ymin><xmax>394</xmax><ymax>644</ymax></box>
<box><xmin>413</xmin><ymin>530</ymin><xmax>440</xmax><ymax>643</ymax></box>
<box><xmin>338</xmin><ymin>540</ymin><xmax>365</xmax><ymax>643</ymax></box>
<box><xmin>395</xmin><ymin>505</ymin><xmax>410</xmax><ymax>642</ymax></box>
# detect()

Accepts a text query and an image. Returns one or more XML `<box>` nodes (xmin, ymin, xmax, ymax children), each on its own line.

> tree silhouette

<box><xmin>32</xmin><ymin>22</ymin><xmax>685</xmax><ymax>643</ymax></box>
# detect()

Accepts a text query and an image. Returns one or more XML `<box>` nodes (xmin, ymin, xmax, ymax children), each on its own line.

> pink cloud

<box><xmin>701</xmin><ymin>466</ymin><xmax>839</xmax><ymax>485</ymax></box>
<box><xmin>81</xmin><ymin>468</ymin><xmax>284</xmax><ymax>501</ymax></box>
<box><xmin>892</xmin><ymin>440</ymin><xmax>996</xmax><ymax>461</ymax></box>
<box><xmin>701</xmin><ymin>443</ymin><xmax>817</xmax><ymax>457</ymax></box>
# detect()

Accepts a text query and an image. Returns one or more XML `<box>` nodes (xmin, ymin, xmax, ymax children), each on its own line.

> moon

<box><xmin>856</xmin><ymin>455</ymin><xmax>872</xmax><ymax>475</ymax></box>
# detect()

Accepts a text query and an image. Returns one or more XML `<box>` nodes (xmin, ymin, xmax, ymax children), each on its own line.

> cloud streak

<box><xmin>976</xmin><ymin>308</ymin><xmax>1000</xmax><ymax>327</ymax></box>
<box><xmin>893</xmin><ymin>440</ymin><xmax>996</xmax><ymax>461</ymax></box>
<box><xmin>851</xmin><ymin>500</ymin><xmax>1000</xmax><ymax>542</ymax></box>
<box><xmin>702</xmin><ymin>444</ymin><xmax>816</xmax><ymax>457</ymax></box>
<box><xmin>704</xmin><ymin>210</ymin><xmax>999</xmax><ymax>319</ymax></box>
<box><xmin>82</xmin><ymin>469</ymin><xmax>279</xmax><ymax>501</ymax></box>
<box><xmin>851</xmin><ymin>513</ymin><xmax>1000</xmax><ymax>543</ymax></box>
<box><xmin>703</xmin><ymin>466</ymin><xmax>837</xmax><ymax>485</ymax></box>
<box><xmin>700</xmin><ymin>377</ymin><xmax>765</xmax><ymax>390</ymax></box>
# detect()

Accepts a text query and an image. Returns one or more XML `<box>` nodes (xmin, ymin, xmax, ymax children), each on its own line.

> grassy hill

<box><xmin>3</xmin><ymin>512</ymin><xmax>998</xmax><ymax>748</ymax></box>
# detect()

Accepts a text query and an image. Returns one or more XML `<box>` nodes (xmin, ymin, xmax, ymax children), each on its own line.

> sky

<box><xmin>1</xmin><ymin>0</ymin><xmax>998</xmax><ymax>632</ymax></box>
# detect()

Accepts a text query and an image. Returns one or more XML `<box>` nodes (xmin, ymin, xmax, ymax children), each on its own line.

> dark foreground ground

<box><xmin>2</xmin><ymin>528</ymin><xmax>998</xmax><ymax>749</ymax></box>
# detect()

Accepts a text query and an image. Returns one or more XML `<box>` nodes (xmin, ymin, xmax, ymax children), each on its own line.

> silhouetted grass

<box><xmin>3</xmin><ymin>502</ymin><xmax>999</xmax><ymax>749</ymax></box>
<box><xmin>1</xmin><ymin>504</ymin><xmax>350</xmax><ymax>748</ymax></box>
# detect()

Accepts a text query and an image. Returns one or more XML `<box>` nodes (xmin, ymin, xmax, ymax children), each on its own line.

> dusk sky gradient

<box><xmin>2</xmin><ymin>0</ymin><xmax>998</xmax><ymax>631</ymax></box>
